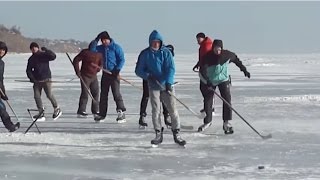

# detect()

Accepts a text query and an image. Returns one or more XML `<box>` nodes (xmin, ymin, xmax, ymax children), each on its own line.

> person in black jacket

<box><xmin>26</xmin><ymin>42</ymin><xmax>62</xmax><ymax>121</ymax></box>
<box><xmin>198</xmin><ymin>39</ymin><xmax>250</xmax><ymax>134</ymax></box>
<box><xmin>0</xmin><ymin>41</ymin><xmax>20</xmax><ymax>132</ymax></box>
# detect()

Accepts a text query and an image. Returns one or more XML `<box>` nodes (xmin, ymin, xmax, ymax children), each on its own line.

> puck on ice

<box><xmin>258</xmin><ymin>166</ymin><xmax>265</xmax><ymax>169</ymax></box>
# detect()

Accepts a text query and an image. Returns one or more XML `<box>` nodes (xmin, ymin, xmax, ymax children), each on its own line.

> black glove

<box><xmin>165</xmin><ymin>83</ymin><xmax>173</xmax><ymax>92</ymax></box>
<box><xmin>206</xmin><ymin>81</ymin><xmax>214</xmax><ymax>91</ymax></box>
<box><xmin>111</xmin><ymin>69</ymin><xmax>120</xmax><ymax>76</ymax></box>
<box><xmin>192</xmin><ymin>63</ymin><xmax>199</xmax><ymax>72</ymax></box>
<box><xmin>243</xmin><ymin>71</ymin><xmax>251</xmax><ymax>78</ymax></box>
<box><xmin>41</xmin><ymin>47</ymin><xmax>48</xmax><ymax>51</ymax></box>
<box><xmin>1</xmin><ymin>94</ymin><xmax>8</xmax><ymax>101</ymax></box>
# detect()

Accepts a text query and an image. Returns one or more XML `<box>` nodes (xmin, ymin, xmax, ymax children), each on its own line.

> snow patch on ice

<box><xmin>250</xmin><ymin>63</ymin><xmax>278</xmax><ymax>67</ymax></box>
<box><xmin>244</xmin><ymin>94</ymin><xmax>320</xmax><ymax>103</ymax></box>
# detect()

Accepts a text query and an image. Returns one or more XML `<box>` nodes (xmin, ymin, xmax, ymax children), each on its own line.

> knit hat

<box><xmin>100</xmin><ymin>31</ymin><xmax>110</xmax><ymax>40</ymax></box>
<box><xmin>196</xmin><ymin>32</ymin><xmax>205</xmax><ymax>39</ymax></box>
<box><xmin>0</xmin><ymin>41</ymin><xmax>8</xmax><ymax>56</ymax></box>
<box><xmin>30</xmin><ymin>42</ymin><xmax>39</xmax><ymax>49</ymax></box>
<box><xmin>213</xmin><ymin>39</ymin><xmax>223</xmax><ymax>49</ymax></box>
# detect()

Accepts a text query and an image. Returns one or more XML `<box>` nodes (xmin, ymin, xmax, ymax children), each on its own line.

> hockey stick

<box><xmin>154</xmin><ymin>81</ymin><xmax>203</xmax><ymax>119</ymax></box>
<box><xmin>66</xmin><ymin>53</ymin><xmax>97</xmax><ymax>103</ymax></box>
<box><xmin>15</xmin><ymin>79</ymin><xmax>76</xmax><ymax>83</ymax></box>
<box><xmin>212</xmin><ymin>90</ymin><xmax>272</xmax><ymax>139</ymax></box>
<box><xmin>0</xmin><ymin>88</ymin><xmax>20</xmax><ymax>122</ymax></box>
<box><xmin>91</xmin><ymin>63</ymin><xmax>143</xmax><ymax>90</ymax></box>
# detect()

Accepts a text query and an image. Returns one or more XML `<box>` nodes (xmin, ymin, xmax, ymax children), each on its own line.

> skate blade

<box><xmin>77</xmin><ymin>115</ymin><xmax>88</xmax><ymax>118</ymax></box>
<box><xmin>224</xmin><ymin>130</ymin><xmax>234</xmax><ymax>134</ymax></box>
<box><xmin>94</xmin><ymin>119</ymin><xmax>105</xmax><ymax>123</ymax></box>
<box><xmin>175</xmin><ymin>143</ymin><xmax>186</xmax><ymax>148</ymax></box>
<box><xmin>151</xmin><ymin>144</ymin><xmax>159</xmax><ymax>148</ymax></box>
<box><xmin>53</xmin><ymin>112</ymin><xmax>62</xmax><ymax>121</ymax></box>
<box><xmin>139</xmin><ymin>125</ymin><xmax>147</xmax><ymax>129</ymax></box>
<box><xmin>117</xmin><ymin>119</ymin><xmax>126</xmax><ymax>124</ymax></box>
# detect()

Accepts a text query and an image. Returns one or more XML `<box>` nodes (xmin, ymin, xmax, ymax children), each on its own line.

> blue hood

<box><xmin>149</xmin><ymin>30</ymin><xmax>163</xmax><ymax>47</ymax></box>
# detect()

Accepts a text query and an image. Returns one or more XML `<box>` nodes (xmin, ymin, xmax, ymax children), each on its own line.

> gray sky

<box><xmin>1</xmin><ymin>1</ymin><xmax>320</xmax><ymax>53</ymax></box>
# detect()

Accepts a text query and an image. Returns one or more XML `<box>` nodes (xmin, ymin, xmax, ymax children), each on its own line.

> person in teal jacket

<box><xmin>198</xmin><ymin>39</ymin><xmax>251</xmax><ymax>134</ymax></box>
<box><xmin>90</xmin><ymin>31</ymin><xmax>126</xmax><ymax>123</ymax></box>
<box><xmin>135</xmin><ymin>30</ymin><xmax>186</xmax><ymax>147</ymax></box>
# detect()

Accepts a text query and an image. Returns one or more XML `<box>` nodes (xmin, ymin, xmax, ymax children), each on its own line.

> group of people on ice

<box><xmin>0</xmin><ymin>30</ymin><xmax>251</xmax><ymax>147</ymax></box>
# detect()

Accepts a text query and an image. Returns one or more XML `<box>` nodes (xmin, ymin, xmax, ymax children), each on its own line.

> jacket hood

<box><xmin>149</xmin><ymin>30</ymin><xmax>163</xmax><ymax>47</ymax></box>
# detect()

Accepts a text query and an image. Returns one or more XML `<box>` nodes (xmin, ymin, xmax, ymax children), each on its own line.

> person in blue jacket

<box><xmin>135</xmin><ymin>30</ymin><xmax>186</xmax><ymax>147</ymax></box>
<box><xmin>90</xmin><ymin>31</ymin><xmax>126</xmax><ymax>123</ymax></box>
<box><xmin>138</xmin><ymin>44</ymin><xmax>174</xmax><ymax>129</ymax></box>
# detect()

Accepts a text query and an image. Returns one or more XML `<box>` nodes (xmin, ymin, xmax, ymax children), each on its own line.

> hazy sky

<box><xmin>1</xmin><ymin>1</ymin><xmax>320</xmax><ymax>53</ymax></box>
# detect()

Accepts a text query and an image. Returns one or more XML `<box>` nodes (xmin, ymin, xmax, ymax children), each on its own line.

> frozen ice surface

<box><xmin>0</xmin><ymin>53</ymin><xmax>319</xmax><ymax>179</ymax></box>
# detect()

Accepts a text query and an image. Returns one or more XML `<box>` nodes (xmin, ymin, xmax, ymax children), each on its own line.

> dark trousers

<box><xmin>200</xmin><ymin>80</ymin><xmax>215</xmax><ymax>110</ymax></box>
<box><xmin>0</xmin><ymin>100</ymin><xmax>14</xmax><ymax>130</ymax></box>
<box><xmin>203</xmin><ymin>81</ymin><xmax>232</xmax><ymax>124</ymax></box>
<box><xmin>140</xmin><ymin>80</ymin><xmax>168</xmax><ymax>117</ymax></box>
<box><xmin>77</xmin><ymin>75</ymin><xmax>99</xmax><ymax>114</ymax></box>
<box><xmin>99</xmin><ymin>73</ymin><xmax>126</xmax><ymax>117</ymax></box>
<box><xmin>33</xmin><ymin>80</ymin><xmax>58</xmax><ymax>111</ymax></box>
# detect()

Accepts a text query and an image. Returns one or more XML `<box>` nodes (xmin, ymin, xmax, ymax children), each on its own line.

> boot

<box><xmin>139</xmin><ymin>115</ymin><xmax>148</xmax><ymax>128</ymax></box>
<box><xmin>172</xmin><ymin>129</ymin><xmax>186</xmax><ymax>146</ymax></box>
<box><xmin>151</xmin><ymin>127</ymin><xmax>164</xmax><ymax>147</ymax></box>
<box><xmin>53</xmin><ymin>107</ymin><xmax>62</xmax><ymax>121</ymax></box>
<box><xmin>197</xmin><ymin>122</ymin><xmax>212</xmax><ymax>132</ymax></box>
<box><xmin>116</xmin><ymin>110</ymin><xmax>126</xmax><ymax>123</ymax></box>
<box><xmin>9</xmin><ymin>122</ymin><xmax>20</xmax><ymax>132</ymax></box>
<box><xmin>94</xmin><ymin>114</ymin><xmax>105</xmax><ymax>122</ymax></box>
<box><xmin>223</xmin><ymin>120</ymin><xmax>234</xmax><ymax>134</ymax></box>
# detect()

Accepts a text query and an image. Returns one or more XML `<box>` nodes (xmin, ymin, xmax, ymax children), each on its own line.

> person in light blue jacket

<box><xmin>90</xmin><ymin>31</ymin><xmax>126</xmax><ymax>123</ymax></box>
<box><xmin>135</xmin><ymin>30</ymin><xmax>186</xmax><ymax>147</ymax></box>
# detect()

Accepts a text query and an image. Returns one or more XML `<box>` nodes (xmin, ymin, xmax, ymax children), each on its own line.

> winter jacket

<box><xmin>0</xmin><ymin>58</ymin><xmax>6</xmax><ymax>98</ymax></box>
<box><xmin>26</xmin><ymin>48</ymin><xmax>56</xmax><ymax>82</ymax></box>
<box><xmin>199</xmin><ymin>37</ymin><xmax>213</xmax><ymax>62</ymax></box>
<box><xmin>199</xmin><ymin>50</ymin><xmax>248</xmax><ymax>86</ymax></box>
<box><xmin>135</xmin><ymin>30</ymin><xmax>175</xmax><ymax>90</ymax></box>
<box><xmin>73</xmin><ymin>49</ymin><xmax>103</xmax><ymax>78</ymax></box>
<box><xmin>90</xmin><ymin>39</ymin><xmax>125</xmax><ymax>73</ymax></box>
<box><xmin>0</xmin><ymin>42</ymin><xmax>8</xmax><ymax>99</ymax></box>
